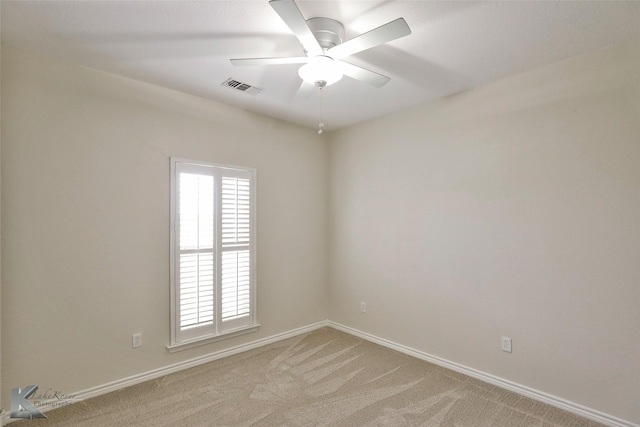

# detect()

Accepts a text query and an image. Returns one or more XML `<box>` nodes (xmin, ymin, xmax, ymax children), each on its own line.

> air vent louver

<box><xmin>222</xmin><ymin>78</ymin><xmax>262</xmax><ymax>95</ymax></box>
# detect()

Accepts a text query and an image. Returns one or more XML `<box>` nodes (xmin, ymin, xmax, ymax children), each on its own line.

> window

<box><xmin>169</xmin><ymin>158</ymin><xmax>257</xmax><ymax>350</ymax></box>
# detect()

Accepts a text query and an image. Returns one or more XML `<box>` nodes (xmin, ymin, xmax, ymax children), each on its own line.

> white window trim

<box><xmin>168</xmin><ymin>158</ymin><xmax>258</xmax><ymax>352</ymax></box>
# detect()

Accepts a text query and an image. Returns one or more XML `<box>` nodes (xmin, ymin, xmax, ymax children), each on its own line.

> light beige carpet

<box><xmin>10</xmin><ymin>327</ymin><xmax>605</xmax><ymax>426</ymax></box>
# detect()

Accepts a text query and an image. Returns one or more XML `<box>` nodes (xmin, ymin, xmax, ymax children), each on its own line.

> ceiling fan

<box><xmin>230</xmin><ymin>0</ymin><xmax>411</xmax><ymax>95</ymax></box>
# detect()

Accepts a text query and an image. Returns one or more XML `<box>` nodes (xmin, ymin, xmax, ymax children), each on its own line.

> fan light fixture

<box><xmin>298</xmin><ymin>55</ymin><xmax>343</xmax><ymax>87</ymax></box>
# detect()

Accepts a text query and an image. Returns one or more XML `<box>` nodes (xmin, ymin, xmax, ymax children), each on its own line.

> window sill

<box><xmin>167</xmin><ymin>323</ymin><xmax>260</xmax><ymax>353</ymax></box>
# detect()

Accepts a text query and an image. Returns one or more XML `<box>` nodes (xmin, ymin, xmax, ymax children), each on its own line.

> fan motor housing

<box><xmin>307</xmin><ymin>17</ymin><xmax>344</xmax><ymax>50</ymax></box>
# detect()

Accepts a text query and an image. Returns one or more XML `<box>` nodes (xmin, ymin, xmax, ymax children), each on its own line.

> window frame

<box><xmin>168</xmin><ymin>158</ymin><xmax>258</xmax><ymax>352</ymax></box>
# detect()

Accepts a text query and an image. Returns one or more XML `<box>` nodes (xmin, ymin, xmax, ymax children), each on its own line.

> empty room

<box><xmin>1</xmin><ymin>1</ymin><xmax>638</xmax><ymax>426</ymax></box>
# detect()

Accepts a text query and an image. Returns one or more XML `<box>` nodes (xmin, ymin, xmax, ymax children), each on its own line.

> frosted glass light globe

<box><xmin>298</xmin><ymin>56</ymin><xmax>343</xmax><ymax>86</ymax></box>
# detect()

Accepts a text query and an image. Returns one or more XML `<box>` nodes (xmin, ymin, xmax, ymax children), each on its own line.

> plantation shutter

<box><xmin>171</xmin><ymin>160</ymin><xmax>256</xmax><ymax>345</ymax></box>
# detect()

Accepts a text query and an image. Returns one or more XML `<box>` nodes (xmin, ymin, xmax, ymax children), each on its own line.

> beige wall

<box><xmin>328</xmin><ymin>42</ymin><xmax>640</xmax><ymax>423</ymax></box>
<box><xmin>1</xmin><ymin>47</ymin><xmax>328</xmax><ymax>404</ymax></box>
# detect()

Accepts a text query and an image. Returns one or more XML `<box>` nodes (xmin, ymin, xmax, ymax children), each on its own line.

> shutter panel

<box><xmin>179</xmin><ymin>174</ymin><xmax>214</xmax><ymax>250</ymax></box>
<box><xmin>221</xmin><ymin>250</ymin><xmax>251</xmax><ymax>320</ymax></box>
<box><xmin>178</xmin><ymin>173</ymin><xmax>215</xmax><ymax>331</ymax></box>
<box><xmin>220</xmin><ymin>177</ymin><xmax>252</xmax><ymax>323</ymax></box>
<box><xmin>179</xmin><ymin>252</ymin><xmax>214</xmax><ymax>328</ymax></box>
<box><xmin>221</xmin><ymin>177</ymin><xmax>251</xmax><ymax>246</ymax></box>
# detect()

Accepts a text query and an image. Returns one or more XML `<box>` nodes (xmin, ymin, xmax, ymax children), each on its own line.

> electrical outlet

<box><xmin>501</xmin><ymin>336</ymin><xmax>512</xmax><ymax>353</ymax></box>
<box><xmin>360</xmin><ymin>302</ymin><xmax>366</xmax><ymax>313</ymax></box>
<box><xmin>132</xmin><ymin>333</ymin><xmax>142</xmax><ymax>348</ymax></box>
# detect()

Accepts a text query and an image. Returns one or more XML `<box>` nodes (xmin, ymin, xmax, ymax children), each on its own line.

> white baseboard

<box><xmin>327</xmin><ymin>321</ymin><xmax>638</xmax><ymax>427</ymax></box>
<box><xmin>3</xmin><ymin>320</ymin><xmax>636</xmax><ymax>427</ymax></box>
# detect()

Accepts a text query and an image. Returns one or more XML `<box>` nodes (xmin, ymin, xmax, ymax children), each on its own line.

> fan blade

<box><xmin>269</xmin><ymin>0</ymin><xmax>324</xmax><ymax>57</ymax></box>
<box><xmin>328</xmin><ymin>18</ymin><xmax>411</xmax><ymax>59</ymax></box>
<box><xmin>231</xmin><ymin>57</ymin><xmax>309</xmax><ymax>66</ymax></box>
<box><xmin>295</xmin><ymin>81</ymin><xmax>317</xmax><ymax>99</ymax></box>
<box><xmin>338</xmin><ymin>61</ymin><xmax>391</xmax><ymax>88</ymax></box>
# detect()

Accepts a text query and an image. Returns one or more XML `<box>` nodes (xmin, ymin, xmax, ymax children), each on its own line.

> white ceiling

<box><xmin>2</xmin><ymin>1</ymin><xmax>640</xmax><ymax>131</ymax></box>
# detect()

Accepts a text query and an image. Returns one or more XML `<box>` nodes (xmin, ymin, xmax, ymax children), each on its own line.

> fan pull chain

<box><xmin>317</xmin><ymin>84</ymin><xmax>325</xmax><ymax>135</ymax></box>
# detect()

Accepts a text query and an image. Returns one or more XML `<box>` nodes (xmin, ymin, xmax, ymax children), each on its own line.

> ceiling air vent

<box><xmin>222</xmin><ymin>78</ymin><xmax>262</xmax><ymax>95</ymax></box>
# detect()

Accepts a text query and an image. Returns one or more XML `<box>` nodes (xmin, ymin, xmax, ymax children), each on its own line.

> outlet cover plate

<box><xmin>132</xmin><ymin>333</ymin><xmax>142</xmax><ymax>348</ymax></box>
<box><xmin>501</xmin><ymin>336</ymin><xmax>512</xmax><ymax>353</ymax></box>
